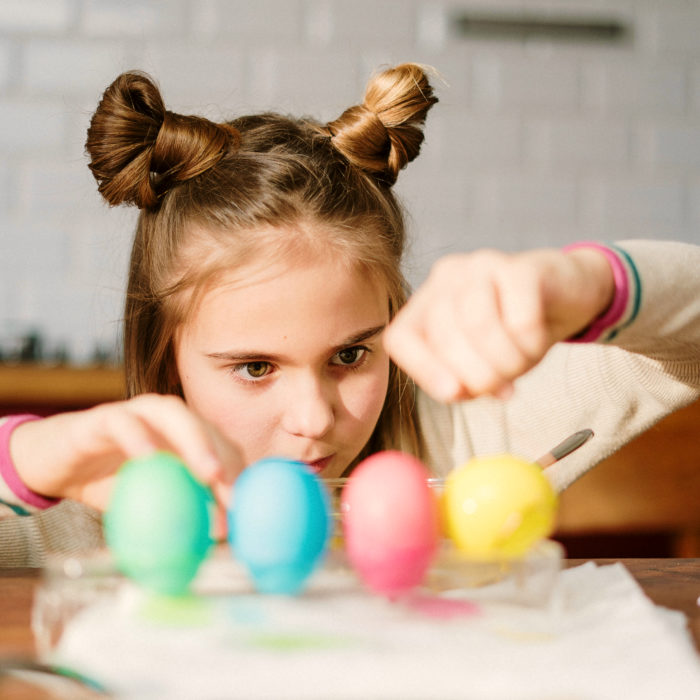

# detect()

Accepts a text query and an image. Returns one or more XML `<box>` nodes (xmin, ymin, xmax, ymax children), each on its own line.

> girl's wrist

<box><xmin>563</xmin><ymin>241</ymin><xmax>632</xmax><ymax>343</ymax></box>
<box><xmin>0</xmin><ymin>415</ymin><xmax>62</xmax><ymax>511</ymax></box>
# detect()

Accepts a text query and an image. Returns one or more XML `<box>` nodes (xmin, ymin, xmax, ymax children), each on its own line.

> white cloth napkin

<box><xmin>47</xmin><ymin>558</ymin><xmax>700</xmax><ymax>700</ymax></box>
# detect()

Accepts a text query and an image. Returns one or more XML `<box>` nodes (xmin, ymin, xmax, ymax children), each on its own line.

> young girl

<box><xmin>2</xmin><ymin>64</ymin><xmax>699</xmax><ymax>566</ymax></box>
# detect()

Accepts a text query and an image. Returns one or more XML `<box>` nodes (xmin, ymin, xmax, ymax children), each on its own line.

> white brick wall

<box><xmin>0</xmin><ymin>0</ymin><xmax>74</xmax><ymax>33</ymax></box>
<box><xmin>0</xmin><ymin>0</ymin><xmax>699</xmax><ymax>363</ymax></box>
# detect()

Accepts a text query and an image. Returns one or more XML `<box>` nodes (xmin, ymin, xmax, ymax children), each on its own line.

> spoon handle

<box><xmin>535</xmin><ymin>429</ymin><xmax>594</xmax><ymax>469</ymax></box>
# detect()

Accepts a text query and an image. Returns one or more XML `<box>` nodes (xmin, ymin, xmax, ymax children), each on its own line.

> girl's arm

<box><xmin>3</xmin><ymin>394</ymin><xmax>242</xmax><ymax>518</ymax></box>
<box><xmin>390</xmin><ymin>240</ymin><xmax>700</xmax><ymax>490</ymax></box>
<box><xmin>384</xmin><ymin>244</ymin><xmax>616</xmax><ymax>403</ymax></box>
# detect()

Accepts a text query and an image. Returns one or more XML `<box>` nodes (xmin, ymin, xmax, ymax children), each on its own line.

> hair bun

<box><xmin>86</xmin><ymin>71</ymin><xmax>239</xmax><ymax>209</ymax></box>
<box><xmin>326</xmin><ymin>63</ymin><xmax>438</xmax><ymax>185</ymax></box>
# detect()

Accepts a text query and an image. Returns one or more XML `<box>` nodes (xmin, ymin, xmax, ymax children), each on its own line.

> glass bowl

<box><xmin>321</xmin><ymin>476</ymin><xmax>564</xmax><ymax>607</ymax></box>
<box><xmin>425</xmin><ymin>538</ymin><xmax>564</xmax><ymax>607</ymax></box>
<box><xmin>32</xmin><ymin>550</ymin><xmax>125</xmax><ymax>657</ymax></box>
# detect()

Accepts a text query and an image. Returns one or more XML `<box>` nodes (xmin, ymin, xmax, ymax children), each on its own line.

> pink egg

<box><xmin>341</xmin><ymin>450</ymin><xmax>439</xmax><ymax>598</ymax></box>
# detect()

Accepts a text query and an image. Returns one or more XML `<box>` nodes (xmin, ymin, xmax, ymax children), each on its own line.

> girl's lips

<box><xmin>307</xmin><ymin>456</ymin><xmax>332</xmax><ymax>474</ymax></box>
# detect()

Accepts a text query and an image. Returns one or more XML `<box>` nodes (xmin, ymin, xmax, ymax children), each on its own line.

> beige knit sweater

<box><xmin>2</xmin><ymin>239</ymin><xmax>699</xmax><ymax>567</ymax></box>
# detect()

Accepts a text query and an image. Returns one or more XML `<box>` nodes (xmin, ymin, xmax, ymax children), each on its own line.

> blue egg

<box><xmin>228</xmin><ymin>457</ymin><xmax>331</xmax><ymax>594</ymax></box>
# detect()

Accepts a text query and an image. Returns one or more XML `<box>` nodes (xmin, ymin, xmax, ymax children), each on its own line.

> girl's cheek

<box><xmin>347</xmin><ymin>370</ymin><xmax>390</xmax><ymax>422</ymax></box>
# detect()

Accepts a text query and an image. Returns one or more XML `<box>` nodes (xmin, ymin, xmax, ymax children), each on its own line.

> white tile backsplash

<box><xmin>0</xmin><ymin>0</ymin><xmax>74</xmax><ymax>34</ymax></box>
<box><xmin>23</xmin><ymin>39</ymin><xmax>130</xmax><ymax>96</ymax></box>
<box><xmin>525</xmin><ymin>118</ymin><xmax>630</xmax><ymax>168</ymax></box>
<box><xmin>0</xmin><ymin>0</ymin><xmax>699</xmax><ymax>363</ymax></box>
<box><xmin>0</xmin><ymin>99</ymin><xmax>68</xmax><ymax>154</ymax></box>
<box><xmin>80</xmin><ymin>0</ymin><xmax>186</xmax><ymax>37</ymax></box>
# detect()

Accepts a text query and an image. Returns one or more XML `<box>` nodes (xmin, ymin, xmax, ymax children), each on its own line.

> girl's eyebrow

<box><xmin>330</xmin><ymin>324</ymin><xmax>386</xmax><ymax>354</ymax></box>
<box><xmin>206</xmin><ymin>324</ymin><xmax>387</xmax><ymax>363</ymax></box>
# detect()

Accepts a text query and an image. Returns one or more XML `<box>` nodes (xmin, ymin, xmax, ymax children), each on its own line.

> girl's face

<box><xmin>174</xmin><ymin>243</ymin><xmax>391</xmax><ymax>478</ymax></box>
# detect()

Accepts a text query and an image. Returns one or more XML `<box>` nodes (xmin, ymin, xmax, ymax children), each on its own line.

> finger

<box><xmin>88</xmin><ymin>402</ymin><xmax>161</xmax><ymax>459</ymax></box>
<box><xmin>397</xmin><ymin>275</ymin><xmax>522</xmax><ymax>398</ymax></box>
<box><xmin>125</xmin><ymin>394</ymin><xmax>226</xmax><ymax>484</ymax></box>
<box><xmin>496</xmin><ymin>262</ymin><xmax>550</xmax><ymax>361</ymax></box>
<box><xmin>212</xmin><ymin>503</ymin><xmax>229</xmax><ymax>541</ymax></box>
<box><xmin>390</xmin><ymin>253</ymin><xmax>520</xmax><ymax>399</ymax></box>
<box><xmin>419</xmin><ymin>293</ymin><xmax>507</xmax><ymax>397</ymax></box>
<box><xmin>210</xmin><ymin>477</ymin><xmax>233</xmax><ymax>509</ymax></box>
<box><xmin>202</xmin><ymin>423</ymin><xmax>243</xmax><ymax>487</ymax></box>
<box><xmin>75</xmin><ymin>476</ymin><xmax>115</xmax><ymax>511</ymax></box>
<box><xmin>444</xmin><ymin>278</ymin><xmax>533</xmax><ymax>393</ymax></box>
<box><xmin>101</xmin><ymin>400</ymin><xmax>237</xmax><ymax>516</ymax></box>
<box><xmin>384</xmin><ymin>313</ymin><xmax>465</xmax><ymax>402</ymax></box>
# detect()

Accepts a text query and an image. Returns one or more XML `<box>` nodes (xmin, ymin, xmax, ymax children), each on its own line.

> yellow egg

<box><xmin>442</xmin><ymin>454</ymin><xmax>558</xmax><ymax>559</ymax></box>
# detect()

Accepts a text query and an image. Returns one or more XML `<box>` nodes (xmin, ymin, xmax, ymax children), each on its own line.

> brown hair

<box><xmin>86</xmin><ymin>63</ymin><xmax>438</xmax><ymax>467</ymax></box>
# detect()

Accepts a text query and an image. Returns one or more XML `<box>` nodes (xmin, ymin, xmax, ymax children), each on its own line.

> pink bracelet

<box><xmin>563</xmin><ymin>241</ymin><xmax>630</xmax><ymax>343</ymax></box>
<box><xmin>0</xmin><ymin>414</ymin><xmax>61</xmax><ymax>510</ymax></box>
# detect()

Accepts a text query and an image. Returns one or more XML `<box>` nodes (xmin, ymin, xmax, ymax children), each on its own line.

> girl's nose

<box><xmin>281</xmin><ymin>375</ymin><xmax>335</xmax><ymax>439</ymax></box>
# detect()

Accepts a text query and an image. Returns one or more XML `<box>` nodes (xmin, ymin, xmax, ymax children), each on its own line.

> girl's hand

<box><xmin>10</xmin><ymin>394</ymin><xmax>243</xmax><ymax>533</ymax></box>
<box><xmin>383</xmin><ymin>247</ymin><xmax>614</xmax><ymax>402</ymax></box>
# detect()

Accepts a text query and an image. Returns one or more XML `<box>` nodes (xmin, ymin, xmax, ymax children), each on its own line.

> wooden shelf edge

<box><xmin>0</xmin><ymin>365</ymin><xmax>126</xmax><ymax>406</ymax></box>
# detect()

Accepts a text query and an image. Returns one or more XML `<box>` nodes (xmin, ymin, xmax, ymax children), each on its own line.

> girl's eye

<box><xmin>333</xmin><ymin>346</ymin><xmax>367</xmax><ymax>366</ymax></box>
<box><xmin>234</xmin><ymin>361</ymin><xmax>272</xmax><ymax>381</ymax></box>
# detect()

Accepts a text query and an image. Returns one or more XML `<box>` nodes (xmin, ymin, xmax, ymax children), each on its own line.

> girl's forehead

<box><xmin>185</xmin><ymin>253</ymin><xmax>391</xmax><ymax>340</ymax></box>
<box><xmin>223</xmin><ymin>255</ymin><xmax>385</xmax><ymax>305</ymax></box>
<box><xmin>185</xmin><ymin>218</ymin><xmax>395</xmax><ymax>277</ymax></box>
<box><xmin>175</xmin><ymin>219</ymin><xmax>398</xmax><ymax>331</ymax></box>
<box><xmin>211</xmin><ymin>249</ymin><xmax>365</xmax><ymax>290</ymax></box>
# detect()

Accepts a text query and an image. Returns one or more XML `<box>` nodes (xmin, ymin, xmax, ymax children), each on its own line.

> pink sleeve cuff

<box><xmin>563</xmin><ymin>242</ymin><xmax>631</xmax><ymax>343</ymax></box>
<box><xmin>0</xmin><ymin>414</ymin><xmax>62</xmax><ymax>510</ymax></box>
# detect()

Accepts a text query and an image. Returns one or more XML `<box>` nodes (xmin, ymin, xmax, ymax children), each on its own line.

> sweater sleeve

<box><xmin>418</xmin><ymin>239</ymin><xmax>700</xmax><ymax>492</ymax></box>
<box><xmin>0</xmin><ymin>416</ymin><xmax>104</xmax><ymax>567</ymax></box>
<box><xmin>0</xmin><ymin>499</ymin><xmax>105</xmax><ymax>567</ymax></box>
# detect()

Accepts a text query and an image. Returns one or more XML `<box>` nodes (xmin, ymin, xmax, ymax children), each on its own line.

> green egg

<box><xmin>104</xmin><ymin>451</ymin><xmax>214</xmax><ymax>595</ymax></box>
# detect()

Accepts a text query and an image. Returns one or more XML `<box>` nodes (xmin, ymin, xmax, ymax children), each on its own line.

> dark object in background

<box><xmin>0</xmin><ymin>328</ymin><xmax>43</xmax><ymax>363</ymax></box>
<box><xmin>0</xmin><ymin>326</ymin><xmax>119</xmax><ymax>367</ymax></box>
<box><xmin>18</xmin><ymin>331</ymin><xmax>42</xmax><ymax>362</ymax></box>
<box><xmin>557</xmin><ymin>532</ymin><xmax>676</xmax><ymax>558</ymax></box>
<box><xmin>452</xmin><ymin>12</ymin><xmax>630</xmax><ymax>44</ymax></box>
